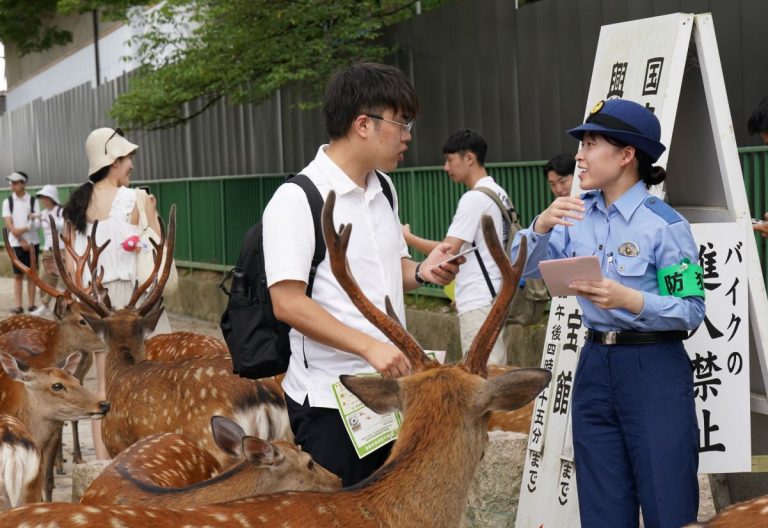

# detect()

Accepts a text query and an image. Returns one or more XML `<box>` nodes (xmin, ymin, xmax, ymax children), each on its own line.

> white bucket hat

<box><xmin>86</xmin><ymin>127</ymin><xmax>138</xmax><ymax>177</ymax></box>
<box><xmin>36</xmin><ymin>184</ymin><xmax>60</xmax><ymax>205</ymax></box>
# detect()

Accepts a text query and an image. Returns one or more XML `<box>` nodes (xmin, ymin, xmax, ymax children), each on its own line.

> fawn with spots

<box><xmin>45</xmin><ymin>206</ymin><xmax>291</xmax><ymax>468</ymax></box>
<box><xmin>81</xmin><ymin>414</ymin><xmax>340</xmax><ymax>507</ymax></box>
<box><xmin>685</xmin><ymin>495</ymin><xmax>768</xmax><ymax>527</ymax></box>
<box><xmin>0</xmin><ymin>352</ymin><xmax>109</xmax><ymax>506</ymax></box>
<box><xmin>0</xmin><ymin>192</ymin><xmax>549</xmax><ymax>527</ymax></box>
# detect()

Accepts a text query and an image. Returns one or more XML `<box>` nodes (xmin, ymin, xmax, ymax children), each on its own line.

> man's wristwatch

<box><xmin>415</xmin><ymin>262</ymin><xmax>429</xmax><ymax>285</ymax></box>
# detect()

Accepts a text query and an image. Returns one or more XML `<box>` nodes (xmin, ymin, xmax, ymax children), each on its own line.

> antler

<box><xmin>2</xmin><ymin>228</ymin><xmax>64</xmax><ymax>300</ymax></box>
<box><xmin>463</xmin><ymin>216</ymin><xmax>527</xmax><ymax>378</ymax></box>
<box><xmin>50</xmin><ymin>220</ymin><xmax>113</xmax><ymax>318</ymax></box>
<box><xmin>135</xmin><ymin>205</ymin><xmax>176</xmax><ymax>317</ymax></box>
<box><xmin>322</xmin><ymin>191</ymin><xmax>434</xmax><ymax>372</ymax></box>
<box><xmin>127</xmin><ymin>214</ymin><xmax>167</xmax><ymax>308</ymax></box>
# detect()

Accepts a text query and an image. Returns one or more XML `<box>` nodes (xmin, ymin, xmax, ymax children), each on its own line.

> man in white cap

<box><xmin>2</xmin><ymin>171</ymin><xmax>41</xmax><ymax>314</ymax></box>
<box><xmin>31</xmin><ymin>185</ymin><xmax>64</xmax><ymax>316</ymax></box>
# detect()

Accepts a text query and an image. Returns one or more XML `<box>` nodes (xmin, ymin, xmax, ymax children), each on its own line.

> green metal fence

<box><xmin>2</xmin><ymin>147</ymin><xmax>768</xmax><ymax>296</ymax></box>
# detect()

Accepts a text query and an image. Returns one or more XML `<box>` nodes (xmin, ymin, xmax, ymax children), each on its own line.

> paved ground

<box><xmin>0</xmin><ymin>277</ymin><xmax>716</xmax><ymax>523</ymax></box>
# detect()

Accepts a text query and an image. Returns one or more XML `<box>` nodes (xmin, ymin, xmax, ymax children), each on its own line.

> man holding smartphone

<box><xmin>403</xmin><ymin>129</ymin><xmax>514</xmax><ymax>365</ymax></box>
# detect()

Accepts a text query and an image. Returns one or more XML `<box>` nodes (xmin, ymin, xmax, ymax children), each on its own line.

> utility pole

<box><xmin>92</xmin><ymin>10</ymin><xmax>101</xmax><ymax>85</ymax></box>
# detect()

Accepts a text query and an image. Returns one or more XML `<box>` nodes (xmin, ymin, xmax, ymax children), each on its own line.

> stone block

<box><xmin>71</xmin><ymin>460</ymin><xmax>111</xmax><ymax>503</ymax></box>
<box><xmin>465</xmin><ymin>431</ymin><xmax>529</xmax><ymax>527</ymax></box>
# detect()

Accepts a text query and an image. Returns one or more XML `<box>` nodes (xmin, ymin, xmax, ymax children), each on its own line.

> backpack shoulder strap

<box><xmin>472</xmin><ymin>186</ymin><xmax>516</xmax><ymax>224</ymax></box>
<box><xmin>286</xmin><ymin>174</ymin><xmax>325</xmax><ymax>296</ymax></box>
<box><xmin>374</xmin><ymin>170</ymin><xmax>395</xmax><ymax>210</ymax></box>
<box><xmin>30</xmin><ymin>196</ymin><xmax>36</xmax><ymax>212</ymax></box>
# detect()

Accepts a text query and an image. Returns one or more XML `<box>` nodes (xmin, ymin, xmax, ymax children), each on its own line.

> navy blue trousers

<box><xmin>572</xmin><ymin>340</ymin><xmax>699</xmax><ymax>528</ymax></box>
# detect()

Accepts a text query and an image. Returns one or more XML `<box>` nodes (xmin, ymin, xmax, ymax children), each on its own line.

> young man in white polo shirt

<box><xmin>263</xmin><ymin>63</ymin><xmax>461</xmax><ymax>486</ymax></box>
<box><xmin>404</xmin><ymin>129</ymin><xmax>513</xmax><ymax>365</ymax></box>
<box><xmin>2</xmin><ymin>171</ymin><xmax>41</xmax><ymax>314</ymax></box>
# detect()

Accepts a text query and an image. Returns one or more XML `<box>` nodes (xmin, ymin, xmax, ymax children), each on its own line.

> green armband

<box><xmin>657</xmin><ymin>258</ymin><xmax>705</xmax><ymax>298</ymax></box>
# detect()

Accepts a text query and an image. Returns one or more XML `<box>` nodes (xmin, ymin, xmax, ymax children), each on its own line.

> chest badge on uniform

<box><xmin>618</xmin><ymin>242</ymin><xmax>640</xmax><ymax>257</ymax></box>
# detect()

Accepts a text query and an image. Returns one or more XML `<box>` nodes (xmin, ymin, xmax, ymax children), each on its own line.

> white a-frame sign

<box><xmin>516</xmin><ymin>13</ymin><xmax>765</xmax><ymax>527</ymax></box>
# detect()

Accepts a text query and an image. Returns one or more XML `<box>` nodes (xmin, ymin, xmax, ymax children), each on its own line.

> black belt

<box><xmin>586</xmin><ymin>330</ymin><xmax>688</xmax><ymax>345</ymax></box>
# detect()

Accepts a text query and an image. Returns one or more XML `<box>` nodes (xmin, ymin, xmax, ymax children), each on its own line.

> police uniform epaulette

<box><xmin>643</xmin><ymin>196</ymin><xmax>681</xmax><ymax>224</ymax></box>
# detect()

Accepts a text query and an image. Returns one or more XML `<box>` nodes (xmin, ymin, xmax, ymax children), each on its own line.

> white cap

<box><xmin>36</xmin><ymin>184</ymin><xmax>60</xmax><ymax>205</ymax></box>
<box><xmin>6</xmin><ymin>172</ymin><xmax>28</xmax><ymax>183</ymax></box>
<box><xmin>86</xmin><ymin>128</ymin><xmax>138</xmax><ymax>177</ymax></box>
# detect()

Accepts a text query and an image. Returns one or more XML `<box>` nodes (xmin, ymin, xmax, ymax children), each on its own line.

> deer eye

<box><xmin>79</xmin><ymin>319</ymin><xmax>88</xmax><ymax>326</ymax></box>
<box><xmin>52</xmin><ymin>383</ymin><xmax>64</xmax><ymax>392</ymax></box>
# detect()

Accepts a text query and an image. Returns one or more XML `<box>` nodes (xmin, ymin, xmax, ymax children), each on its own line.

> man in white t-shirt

<box><xmin>263</xmin><ymin>63</ymin><xmax>462</xmax><ymax>486</ymax></box>
<box><xmin>403</xmin><ymin>129</ymin><xmax>513</xmax><ymax>365</ymax></box>
<box><xmin>2</xmin><ymin>171</ymin><xmax>41</xmax><ymax>314</ymax></box>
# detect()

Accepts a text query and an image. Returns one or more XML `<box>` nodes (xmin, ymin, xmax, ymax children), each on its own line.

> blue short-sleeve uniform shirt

<box><xmin>511</xmin><ymin>181</ymin><xmax>705</xmax><ymax>332</ymax></box>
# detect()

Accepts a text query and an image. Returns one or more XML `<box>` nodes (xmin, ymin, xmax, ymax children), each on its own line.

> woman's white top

<box><xmin>74</xmin><ymin>186</ymin><xmax>139</xmax><ymax>284</ymax></box>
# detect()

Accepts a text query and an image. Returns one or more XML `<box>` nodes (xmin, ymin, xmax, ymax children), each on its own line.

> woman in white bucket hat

<box><xmin>62</xmin><ymin>127</ymin><xmax>171</xmax><ymax>459</ymax></box>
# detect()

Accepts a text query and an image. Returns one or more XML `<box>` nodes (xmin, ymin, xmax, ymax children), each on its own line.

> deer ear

<box><xmin>471</xmin><ymin>368</ymin><xmax>551</xmax><ymax>416</ymax></box>
<box><xmin>141</xmin><ymin>304</ymin><xmax>165</xmax><ymax>338</ymax></box>
<box><xmin>81</xmin><ymin>312</ymin><xmax>107</xmax><ymax>338</ymax></box>
<box><xmin>242</xmin><ymin>436</ymin><xmax>282</xmax><ymax>467</ymax></box>
<box><xmin>60</xmin><ymin>352</ymin><xmax>83</xmax><ymax>377</ymax></box>
<box><xmin>53</xmin><ymin>296</ymin><xmax>69</xmax><ymax>320</ymax></box>
<box><xmin>0</xmin><ymin>352</ymin><xmax>31</xmax><ymax>382</ymax></box>
<box><xmin>210</xmin><ymin>415</ymin><xmax>246</xmax><ymax>457</ymax></box>
<box><xmin>340</xmin><ymin>375</ymin><xmax>402</xmax><ymax>414</ymax></box>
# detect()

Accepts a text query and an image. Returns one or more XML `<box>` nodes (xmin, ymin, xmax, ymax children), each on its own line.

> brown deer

<box><xmin>0</xmin><ymin>315</ymin><xmax>53</xmax><ymax>335</ymax></box>
<box><xmin>0</xmin><ymin>352</ymin><xmax>109</xmax><ymax>502</ymax></box>
<box><xmin>46</xmin><ymin>206</ymin><xmax>291</xmax><ymax>469</ymax></box>
<box><xmin>144</xmin><ymin>332</ymin><xmax>228</xmax><ymax>362</ymax></box>
<box><xmin>684</xmin><ymin>495</ymin><xmax>768</xmax><ymax>527</ymax></box>
<box><xmin>0</xmin><ymin>415</ymin><xmax>41</xmax><ymax>510</ymax></box>
<box><xmin>1</xmin><ymin>230</ymin><xmax>106</xmax><ymax>467</ymax></box>
<box><xmin>0</xmin><ymin>192</ymin><xmax>550</xmax><ymax>527</ymax></box>
<box><xmin>81</xmin><ymin>415</ymin><xmax>340</xmax><ymax>507</ymax></box>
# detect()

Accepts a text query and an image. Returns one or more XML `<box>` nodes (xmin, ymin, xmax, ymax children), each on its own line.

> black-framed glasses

<box><xmin>364</xmin><ymin>114</ymin><xmax>414</xmax><ymax>134</ymax></box>
<box><xmin>104</xmin><ymin>128</ymin><xmax>124</xmax><ymax>155</ymax></box>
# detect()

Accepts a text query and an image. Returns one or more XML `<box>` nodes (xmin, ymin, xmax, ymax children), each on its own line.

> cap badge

<box><xmin>590</xmin><ymin>100</ymin><xmax>605</xmax><ymax>115</ymax></box>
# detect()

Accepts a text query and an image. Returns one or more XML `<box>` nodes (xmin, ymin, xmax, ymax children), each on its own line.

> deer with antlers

<box><xmin>44</xmin><ymin>206</ymin><xmax>291</xmax><ymax>468</ymax></box>
<box><xmin>80</xmin><ymin>415</ymin><xmax>340</xmax><ymax>508</ymax></box>
<box><xmin>0</xmin><ymin>231</ymin><xmax>107</xmax><ymax>481</ymax></box>
<box><xmin>0</xmin><ymin>192</ymin><xmax>549</xmax><ymax>527</ymax></box>
<box><xmin>0</xmin><ymin>351</ymin><xmax>109</xmax><ymax>505</ymax></box>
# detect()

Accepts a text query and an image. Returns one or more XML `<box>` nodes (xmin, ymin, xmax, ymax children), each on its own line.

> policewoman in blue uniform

<box><xmin>512</xmin><ymin>99</ymin><xmax>705</xmax><ymax>528</ymax></box>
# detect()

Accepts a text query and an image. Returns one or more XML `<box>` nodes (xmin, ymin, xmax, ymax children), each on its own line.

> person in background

<box><xmin>2</xmin><ymin>171</ymin><xmax>41</xmax><ymax>314</ymax></box>
<box><xmin>30</xmin><ymin>185</ymin><xmax>64</xmax><ymax>316</ymax></box>
<box><xmin>544</xmin><ymin>153</ymin><xmax>575</xmax><ymax>198</ymax></box>
<box><xmin>63</xmin><ymin>127</ymin><xmax>171</xmax><ymax>459</ymax></box>
<box><xmin>747</xmin><ymin>96</ymin><xmax>768</xmax><ymax>238</ymax></box>
<box><xmin>403</xmin><ymin>129</ymin><xmax>513</xmax><ymax>365</ymax></box>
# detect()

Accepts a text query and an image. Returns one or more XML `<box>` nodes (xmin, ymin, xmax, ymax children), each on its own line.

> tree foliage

<box><xmin>0</xmin><ymin>0</ymin><xmax>143</xmax><ymax>55</ymax></box>
<box><xmin>111</xmin><ymin>0</ymin><xmax>451</xmax><ymax>130</ymax></box>
<box><xmin>0</xmin><ymin>0</ymin><xmax>453</xmax><ymax>129</ymax></box>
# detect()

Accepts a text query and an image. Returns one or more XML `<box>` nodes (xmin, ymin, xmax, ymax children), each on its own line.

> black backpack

<box><xmin>220</xmin><ymin>172</ymin><xmax>394</xmax><ymax>379</ymax></box>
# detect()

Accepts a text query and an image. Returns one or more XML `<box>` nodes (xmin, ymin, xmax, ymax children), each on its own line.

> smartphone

<box><xmin>137</xmin><ymin>185</ymin><xmax>151</xmax><ymax>195</ymax></box>
<box><xmin>436</xmin><ymin>246</ymin><xmax>479</xmax><ymax>267</ymax></box>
